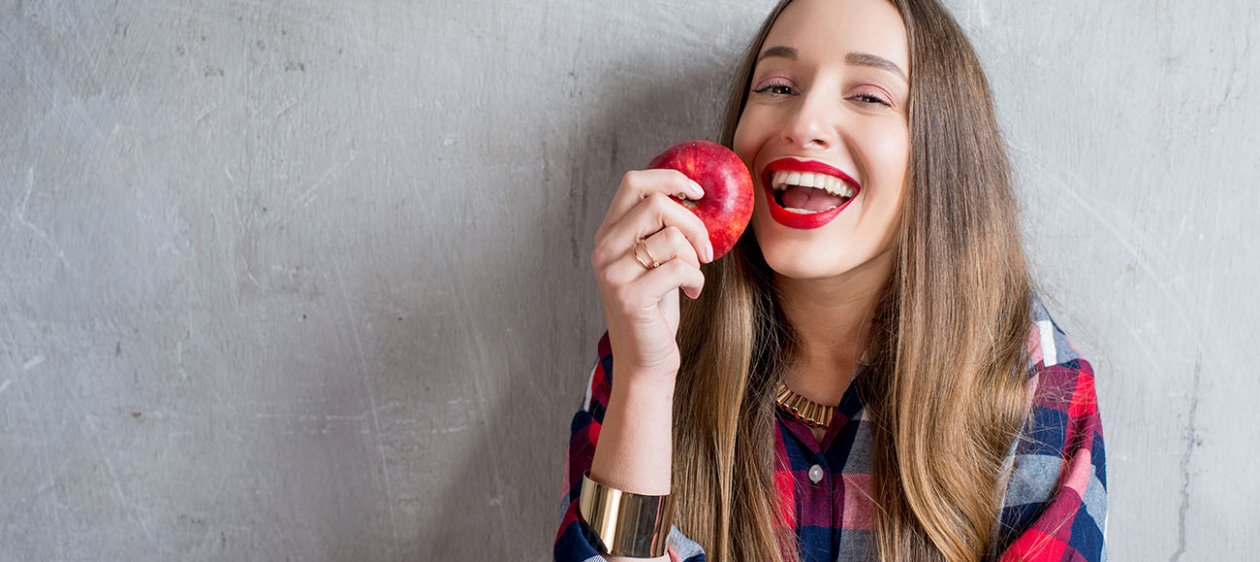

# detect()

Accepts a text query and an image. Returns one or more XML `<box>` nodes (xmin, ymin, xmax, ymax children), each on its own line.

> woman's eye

<box><xmin>753</xmin><ymin>83</ymin><xmax>795</xmax><ymax>96</ymax></box>
<box><xmin>851</xmin><ymin>93</ymin><xmax>892</xmax><ymax>107</ymax></box>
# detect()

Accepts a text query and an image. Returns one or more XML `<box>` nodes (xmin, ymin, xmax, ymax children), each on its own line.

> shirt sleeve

<box><xmin>553</xmin><ymin>331</ymin><xmax>708</xmax><ymax>562</ymax></box>
<box><xmin>995</xmin><ymin>314</ymin><xmax>1108</xmax><ymax>561</ymax></box>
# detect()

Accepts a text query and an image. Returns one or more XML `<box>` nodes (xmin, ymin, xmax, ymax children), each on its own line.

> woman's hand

<box><xmin>591</xmin><ymin>169</ymin><xmax>714</xmax><ymax>381</ymax></box>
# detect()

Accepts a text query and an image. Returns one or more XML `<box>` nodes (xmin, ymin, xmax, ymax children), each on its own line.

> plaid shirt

<box><xmin>555</xmin><ymin>295</ymin><xmax>1107</xmax><ymax>561</ymax></box>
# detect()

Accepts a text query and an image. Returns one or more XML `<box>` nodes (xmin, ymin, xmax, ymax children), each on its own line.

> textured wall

<box><xmin>1</xmin><ymin>1</ymin><xmax>1256</xmax><ymax>560</ymax></box>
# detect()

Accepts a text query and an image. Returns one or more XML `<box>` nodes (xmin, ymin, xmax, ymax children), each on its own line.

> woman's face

<box><xmin>734</xmin><ymin>0</ymin><xmax>911</xmax><ymax>283</ymax></box>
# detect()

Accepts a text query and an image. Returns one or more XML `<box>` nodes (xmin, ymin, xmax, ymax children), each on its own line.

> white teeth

<box><xmin>783</xmin><ymin>204</ymin><xmax>840</xmax><ymax>215</ymax></box>
<box><xmin>770</xmin><ymin>170</ymin><xmax>856</xmax><ymax>198</ymax></box>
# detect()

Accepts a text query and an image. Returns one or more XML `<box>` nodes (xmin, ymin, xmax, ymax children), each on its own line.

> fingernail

<box><xmin>689</xmin><ymin>181</ymin><xmax>705</xmax><ymax>198</ymax></box>
<box><xmin>704</xmin><ymin>241</ymin><xmax>714</xmax><ymax>263</ymax></box>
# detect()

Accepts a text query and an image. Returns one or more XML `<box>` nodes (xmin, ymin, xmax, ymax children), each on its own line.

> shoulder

<box><xmin>1024</xmin><ymin>292</ymin><xmax>1086</xmax><ymax>375</ymax></box>
<box><xmin>1021</xmin><ymin>295</ymin><xmax>1101</xmax><ymax>438</ymax></box>
<box><xmin>995</xmin><ymin>294</ymin><xmax>1107</xmax><ymax>559</ymax></box>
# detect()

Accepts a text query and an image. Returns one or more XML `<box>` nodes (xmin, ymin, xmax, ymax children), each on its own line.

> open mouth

<box><xmin>769</xmin><ymin>170</ymin><xmax>856</xmax><ymax>214</ymax></box>
<box><xmin>759</xmin><ymin>159</ymin><xmax>861</xmax><ymax>229</ymax></box>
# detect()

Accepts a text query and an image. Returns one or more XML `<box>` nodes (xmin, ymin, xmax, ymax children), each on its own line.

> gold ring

<box><xmin>632</xmin><ymin>239</ymin><xmax>661</xmax><ymax>270</ymax></box>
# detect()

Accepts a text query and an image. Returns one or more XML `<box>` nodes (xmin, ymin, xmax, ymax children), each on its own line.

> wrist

<box><xmin>591</xmin><ymin>370</ymin><xmax>676</xmax><ymax>497</ymax></box>
<box><xmin>612</xmin><ymin>368</ymin><xmax>678</xmax><ymax>403</ymax></box>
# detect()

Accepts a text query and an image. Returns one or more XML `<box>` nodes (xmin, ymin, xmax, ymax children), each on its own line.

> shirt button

<box><xmin>808</xmin><ymin>464</ymin><xmax>824</xmax><ymax>484</ymax></box>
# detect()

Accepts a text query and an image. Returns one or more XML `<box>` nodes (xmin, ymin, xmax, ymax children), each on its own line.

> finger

<box><xmin>634</xmin><ymin>258</ymin><xmax>706</xmax><ymax>303</ymax></box>
<box><xmin>597</xmin><ymin>226</ymin><xmax>698</xmax><ymax>294</ymax></box>
<box><xmin>636</xmin><ymin>225</ymin><xmax>700</xmax><ymax>270</ymax></box>
<box><xmin>593</xmin><ymin>192</ymin><xmax>712</xmax><ymax>269</ymax></box>
<box><xmin>612</xmin><ymin>258</ymin><xmax>706</xmax><ymax>315</ymax></box>
<box><xmin>597</xmin><ymin>169</ymin><xmax>705</xmax><ymax>238</ymax></box>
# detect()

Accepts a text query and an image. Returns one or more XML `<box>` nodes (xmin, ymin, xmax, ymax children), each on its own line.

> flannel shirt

<box><xmin>554</xmin><ymin>294</ymin><xmax>1107</xmax><ymax>561</ymax></box>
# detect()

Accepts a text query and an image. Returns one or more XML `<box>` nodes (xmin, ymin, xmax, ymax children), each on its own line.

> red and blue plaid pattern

<box><xmin>555</xmin><ymin>295</ymin><xmax>1106</xmax><ymax>561</ymax></box>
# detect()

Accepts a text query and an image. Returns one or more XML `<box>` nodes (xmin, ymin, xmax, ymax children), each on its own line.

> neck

<box><xmin>773</xmin><ymin>252</ymin><xmax>892</xmax><ymax>404</ymax></box>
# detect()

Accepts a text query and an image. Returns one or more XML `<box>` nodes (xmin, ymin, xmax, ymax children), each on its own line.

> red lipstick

<box><xmin>761</xmin><ymin>158</ymin><xmax>861</xmax><ymax>229</ymax></box>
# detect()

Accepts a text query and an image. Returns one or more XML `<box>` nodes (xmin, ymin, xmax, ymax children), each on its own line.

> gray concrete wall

<box><xmin>1</xmin><ymin>1</ymin><xmax>1255</xmax><ymax>560</ymax></box>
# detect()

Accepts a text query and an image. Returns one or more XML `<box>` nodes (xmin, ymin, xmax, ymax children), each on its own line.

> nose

<box><xmin>780</xmin><ymin>90</ymin><xmax>837</xmax><ymax>150</ymax></box>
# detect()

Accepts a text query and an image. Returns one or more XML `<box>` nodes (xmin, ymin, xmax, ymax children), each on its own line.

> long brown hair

<box><xmin>671</xmin><ymin>1</ymin><xmax>1034</xmax><ymax>561</ymax></box>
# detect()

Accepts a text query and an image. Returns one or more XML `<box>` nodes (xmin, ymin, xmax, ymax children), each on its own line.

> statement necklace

<box><xmin>774</xmin><ymin>383</ymin><xmax>835</xmax><ymax>429</ymax></box>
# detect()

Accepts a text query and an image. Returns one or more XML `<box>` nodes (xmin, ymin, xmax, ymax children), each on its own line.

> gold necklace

<box><xmin>774</xmin><ymin>383</ymin><xmax>834</xmax><ymax>429</ymax></box>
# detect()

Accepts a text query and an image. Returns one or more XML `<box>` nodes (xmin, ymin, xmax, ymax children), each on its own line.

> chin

<box><xmin>751</xmin><ymin>235</ymin><xmax>844</xmax><ymax>280</ymax></box>
<box><xmin>752</xmin><ymin>222</ymin><xmax>895</xmax><ymax>284</ymax></box>
<box><xmin>765</xmin><ymin>249</ymin><xmax>861</xmax><ymax>280</ymax></box>
<box><xmin>743</xmin><ymin>167</ymin><xmax>905</xmax><ymax>286</ymax></box>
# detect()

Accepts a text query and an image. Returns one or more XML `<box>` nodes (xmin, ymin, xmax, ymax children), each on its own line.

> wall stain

<box><xmin>566</xmin><ymin>142</ymin><xmax>582</xmax><ymax>266</ymax></box>
<box><xmin>1170</xmin><ymin>351</ymin><xmax>1204</xmax><ymax>562</ymax></box>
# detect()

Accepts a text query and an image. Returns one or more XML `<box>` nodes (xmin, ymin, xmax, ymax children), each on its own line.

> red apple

<box><xmin>646</xmin><ymin>140</ymin><xmax>754</xmax><ymax>260</ymax></box>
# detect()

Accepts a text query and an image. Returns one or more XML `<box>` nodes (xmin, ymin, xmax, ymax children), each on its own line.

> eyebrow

<box><xmin>756</xmin><ymin>45</ymin><xmax>799</xmax><ymax>64</ymax></box>
<box><xmin>755</xmin><ymin>45</ymin><xmax>908</xmax><ymax>82</ymax></box>
<box><xmin>846</xmin><ymin>52</ymin><xmax>908</xmax><ymax>82</ymax></box>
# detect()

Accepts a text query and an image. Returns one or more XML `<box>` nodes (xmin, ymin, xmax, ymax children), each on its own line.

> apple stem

<box><xmin>674</xmin><ymin>193</ymin><xmax>699</xmax><ymax>209</ymax></box>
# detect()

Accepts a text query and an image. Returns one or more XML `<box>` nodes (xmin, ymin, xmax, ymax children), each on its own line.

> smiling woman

<box><xmin>555</xmin><ymin>1</ymin><xmax>1106</xmax><ymax>561</ymax></box>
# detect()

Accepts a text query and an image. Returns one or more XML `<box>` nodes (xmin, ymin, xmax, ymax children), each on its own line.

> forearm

<box><xmin>588</xmin><ymin>372</ymin><xmax>676</xmax><ymax>562</ymax></box>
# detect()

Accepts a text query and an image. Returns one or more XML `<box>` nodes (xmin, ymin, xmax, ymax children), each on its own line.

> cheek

<box><xmin>857</xmin><ymin>125</ymin><xmax>911</xmax><ymax>200</ymax></box>
<box><xmin>732</xmin><ymin>118</ymin><xmax>755</xmax><ymax>169</ymax></box>
<box><xmin>732</xmin><ymin>108</ymin><xmax>774</xmax><ymax>170</ymax></box>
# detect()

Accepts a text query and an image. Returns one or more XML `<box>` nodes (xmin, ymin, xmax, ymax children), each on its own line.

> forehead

<box><xmin>762</xmin><ymin>0</ymin><xmax>910</xmax><ymax>76</ymax></box>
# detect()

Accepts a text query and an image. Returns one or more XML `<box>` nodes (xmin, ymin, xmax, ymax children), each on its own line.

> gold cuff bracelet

<box><xmin>577</xmin><ymin>471</ymin><xmax>673</xmax><ymax>558</ymax></box>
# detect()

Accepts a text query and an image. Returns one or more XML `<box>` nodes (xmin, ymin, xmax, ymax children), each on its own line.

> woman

<box><xmin>555</xmin><ymin>0</ymin><xmax>1106</xmax><ymax>560</ymax></box>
